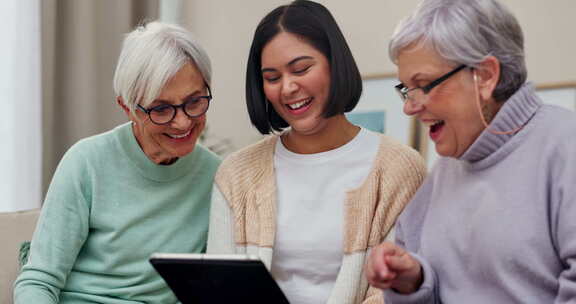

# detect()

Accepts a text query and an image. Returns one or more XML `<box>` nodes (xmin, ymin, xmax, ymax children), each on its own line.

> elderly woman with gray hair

<box><xmin>14</xmin><ymin>22</ymin><xmax>220</xmax><ymax>303</ymax></box>
<box><xmin>366</xmin><ymin>0</ymin><xmax>576</xmax><ymax>302</ymax></box>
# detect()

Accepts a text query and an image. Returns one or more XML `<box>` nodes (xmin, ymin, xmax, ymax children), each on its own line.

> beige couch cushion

<box><xmin>0</xmin><ymin>209</ymin><xmax>40</xmax><ymax>304</ymax></box>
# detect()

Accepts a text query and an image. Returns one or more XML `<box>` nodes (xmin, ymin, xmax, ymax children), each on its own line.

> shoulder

<box><xmin>48</xmin><ymin>127</ymin><xmax>122</xmax><ymax>197</ymax></box>
<box><xmin>192</xmin><ymin>144</ymin><xmax>222</xmax><ymax>170</ymax></box>
<box><xmin>525</xmin><ymin>105</ymin><xmax>576</xmax><ymax>158</ymax></box>
<box><xmin>216</xmin><ymin>135</ymin><xmax>277</xmax><ymax>181</ymax></box>
<box><xmin>530</xmin><ymin>105</ymin><xmax>576</xmax><ymax>168</ymax></box>
<box><xmin>58</xmin><ymin>126</ymin><xmax>120</xmax><ymax>168</ymax></box>
<box><xmin>537</xmin><ymin>105</ymin><xmax>576</xmax><ymax>137</ymax></box>
<box><xmin>374</xmin><ymin>134</ymin><xmax>427</xmax><ymax>181</ymax></box>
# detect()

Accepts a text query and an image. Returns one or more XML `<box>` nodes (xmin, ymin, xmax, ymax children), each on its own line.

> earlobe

<box><xmin>117</xmin><ymin>96</ymin><xmax>130</xmax><ymax>115</ymax></box>
<box><xmin>476</xmin><ymin>56</ymin><xmax>500</xmax><ymax>101</ymax></box>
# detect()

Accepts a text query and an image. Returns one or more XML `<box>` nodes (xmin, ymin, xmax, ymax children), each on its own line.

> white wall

<box><xmin>182</xmin><ymin>0</ymin><xmax>576</xmax><ymax>150</ymax></box>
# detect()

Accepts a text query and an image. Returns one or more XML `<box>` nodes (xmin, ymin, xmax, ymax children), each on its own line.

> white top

<box><xmin>271</xmin><ymin>128</ymin><xmax>380</xmax><ymax>304</ymax></box>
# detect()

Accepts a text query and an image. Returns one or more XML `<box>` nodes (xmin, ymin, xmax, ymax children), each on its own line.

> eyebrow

<box><xmin>261</xmin><ymin>56</ymin><xmax>315</xmax><ymax>73</ymax></box>
<box><xmin>151</xmin><ymin>89</ymin><xmax>204</xmax><ymax>106</ymax></box>
<box><xmin>398</xmin><ymin>72</ymin><xmax>425</xmax><ymax>87</ymax></box>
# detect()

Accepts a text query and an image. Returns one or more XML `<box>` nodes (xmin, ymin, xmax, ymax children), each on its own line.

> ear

<box><xmin>117</xmin><ymin>96</ymin><xmax>131</xmax><ymax>116</ymax></box>
<box><xmin>474</xmin><ymin>56</ymin><xmax>500</xmax><ymax>101</ymax></box>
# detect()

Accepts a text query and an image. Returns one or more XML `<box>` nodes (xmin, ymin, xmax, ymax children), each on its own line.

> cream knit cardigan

<box><xmin>208</xmin><ymin>134</ymin><xmax>426</xmax><ymax>304</ymax></box>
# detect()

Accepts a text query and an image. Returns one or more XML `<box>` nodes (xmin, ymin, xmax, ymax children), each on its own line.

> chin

<box><xmin>165</xmin><ymin>143</ymin><xmax>197</xmax><ymax>158</ymax></box>
<box><xmin>176</xmin><ymin>145</ymin><xmax>197</xmax><ymax>157</ymax></box>
<box><xmin>435</xmin><ymin>144</ymin><xmax>456</xmax><ymax>158</ymax></box>
<box><xmin>289</xmin><ymin>120</ymin><xmax>325</xmax><ymax>136</ymax></box>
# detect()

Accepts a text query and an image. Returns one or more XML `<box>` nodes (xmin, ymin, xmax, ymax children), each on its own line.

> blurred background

<box><xmin>1</xmin><ymin>0</ymin><xmax>575</xmax><ymax>212</ymax></box>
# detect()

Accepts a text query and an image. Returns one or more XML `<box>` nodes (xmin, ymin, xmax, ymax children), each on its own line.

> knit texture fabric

<box><xmin>385</xmin><ymin>83</ymin><xmax>576</xmax><ymax>303</ymax></box>
<box><xmin>14</xmin><ymin>123</ymin><xmax>221</xmax><ymax>304</ymax></box>
<box><xmin>213</xmin><ymin>134</ymin><xmax>426</xmax><ymax>304</ymax></box>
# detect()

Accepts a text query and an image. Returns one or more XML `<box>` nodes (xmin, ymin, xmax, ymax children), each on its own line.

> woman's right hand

<box><xmin>366</xmin><ymin>241</ymin><xmax>423</xmax><ymax>294</ymax></box>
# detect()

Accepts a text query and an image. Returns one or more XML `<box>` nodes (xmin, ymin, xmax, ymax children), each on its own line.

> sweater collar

<box><xmin>115</xmin><ymin>122</ymin><xmax>199</xmax><ymax>182</ymax></box>
<box><xmin>459</xmin><ymin>83</ymin><xmax>542</xmax><ymax>167</ymax></box>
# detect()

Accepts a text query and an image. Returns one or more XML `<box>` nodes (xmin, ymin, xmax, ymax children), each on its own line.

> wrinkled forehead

<box><xmin>396</xmin><ymin>42</ymin><xmax>453</xmax><ymax>82</ymax></box>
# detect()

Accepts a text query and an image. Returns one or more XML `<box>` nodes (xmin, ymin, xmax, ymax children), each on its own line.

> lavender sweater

<box><xmin>385</xmin><ymin>84</ymin><xmax>576</xmax><ymax>303</ymax></box>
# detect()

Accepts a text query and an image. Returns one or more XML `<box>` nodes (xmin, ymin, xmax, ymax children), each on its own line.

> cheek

<box><xmin>196</xmin><ymin>117</ymin><xmax>207</xmax><ymax>133</ymax></box>
<box><xmin>143</xmin><ymin>123</ymin><xmax>166</xmax><ymax>137</ymax></box>
<box><xmin>139</xmin><ymin>119</ymin><xmax>171</xmax><ymax>143</ymax></box>
<box><xmin>262</xmin><ymin>83</ymin><xmax>277</xmax><ymax>102</ymax></box>
<box><xmin>309</xmin><ymin>71</ymin><xmax>330</xmax><ymax>96</ymax></box>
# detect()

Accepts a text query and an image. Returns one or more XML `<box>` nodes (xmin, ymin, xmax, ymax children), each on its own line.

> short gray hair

<box><xmin>113</xmin><ymin>21</ymin><xmax>212</xmax><ymax>110</ymax></box>
<box><xmin>389</xmin><ymin>0</ymin><xmax>526</xmax><ymax>102</ymax></box>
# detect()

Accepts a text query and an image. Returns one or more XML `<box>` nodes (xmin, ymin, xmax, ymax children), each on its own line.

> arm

<box><xmin>383</xmin><ymin>177</ymin><xmax>442</xmax><ymax>303</ymax></box>
<box><xmin>552</xmin><ymin>141</ymin><xmax>576</xmax><ymax>303</ymax></box>
<box><xmin>206</xmin><ymin>183</ymin><xmax>236</xmax><ymax>254</ymax></box>
<box><xmin>362</xmin><ymin>146</ymin><xmax>427</xmax><ymax>304</ymax></box>
<box><xmin>367</xmin><ymin>169</ymin><xmax>442</xmax><ymax>303</ymax></box>
<box><xmin>13</xmin><ymin>146</ymin><xmax>91</xmax><ymax>304</ymax></box>
<box><xmin>365</xmin><ymin>223</ymin><xmax>440</xmax><ymax>303</ymax></box>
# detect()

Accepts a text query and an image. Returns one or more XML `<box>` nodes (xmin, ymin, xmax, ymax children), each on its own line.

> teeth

<box><xmin>423</xmin><ymin>120</ymin><xmax>444</xmax><ymax>127</ymax></box>
<box><xmin>168</xmin><ymin>130</ymin><xmax>191</xmax><ymax>139</ymax></box>
<box><xmin>288</xmin><ymin>98</ymin><xmax>310</xmax><ymax>110</ymax></box>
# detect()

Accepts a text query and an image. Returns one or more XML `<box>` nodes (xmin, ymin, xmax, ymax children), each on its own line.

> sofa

<box><xmin>0</xmin><ymin>209</ymin><xmax>40</xmax><ymax>304</ymax></box>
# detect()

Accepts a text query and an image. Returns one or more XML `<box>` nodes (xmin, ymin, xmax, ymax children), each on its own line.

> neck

<box><xmin>281</xmin><ymin>115</ymin><xmax>360</xmax><ymax>154</ymax></box>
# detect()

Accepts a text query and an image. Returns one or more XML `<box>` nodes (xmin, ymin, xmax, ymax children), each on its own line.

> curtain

<box><xmin>41</xmin><ymin>0</ymin><xmax>159</xmax><ymax>197</ymax></box>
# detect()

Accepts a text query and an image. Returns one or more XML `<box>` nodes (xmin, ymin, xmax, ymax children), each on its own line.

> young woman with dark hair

<box><xmin>208</xmin><ymin>1</ymin><xmax>426</xmax><ymax>303</ymax></box>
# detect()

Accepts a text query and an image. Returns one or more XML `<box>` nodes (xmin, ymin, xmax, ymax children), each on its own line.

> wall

<box><xmin>182</xmin><ymin>0</ymin><xmax>576</xmax><ymax>150</ymax></box>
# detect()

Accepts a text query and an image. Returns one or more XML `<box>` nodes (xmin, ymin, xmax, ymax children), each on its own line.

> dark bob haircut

<box><xmin>246</xmin><ymin>0</ymin><xmax>362</xmax><ymax>135</ymax></box>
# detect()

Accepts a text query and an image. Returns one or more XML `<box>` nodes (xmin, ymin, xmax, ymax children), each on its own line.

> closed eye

<box><xmin>149</xmin><ymin>104</ymin><xmax>172</xmax><ymax>113</ymax></box>
<box><xmin>263</xmin><ymin>76</ymin><xmax>280</xmax><ymax>83</ymax></box>
<box><xmin>184</xmin><ymin>96</ymin><xmax>203</xmax><ymax>104</ymax></box>
<box><xmin>293</xmin><ymin>66</ymin><xmax>311</xmax><ymax>75</ymax></box>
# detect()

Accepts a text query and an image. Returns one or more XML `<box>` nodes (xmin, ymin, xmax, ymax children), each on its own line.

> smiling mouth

<box><xmin>286</xmin><ymin>97</ymin><xmax>313</xmax><ymax>110</ymax></box>
<box><xmin>430</xmin><ymin>120</ymin><xmax>445</xmax><ymax>133</ymax></box>
<box><xmin>165</xmin><ymin>129</ymin><xmax>192</xmax><ymax>139</ymax></box>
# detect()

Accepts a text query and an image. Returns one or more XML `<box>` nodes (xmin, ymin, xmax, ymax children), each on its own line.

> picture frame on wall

<box><xmin>347</xmin><ymin>74</ymin><xmax>418</xmax><ymax>148</ymax></box>
<box><xmin>535</xmin><ymin>82</ymin><xmax>576</xmax><ymax>111</ymax></box>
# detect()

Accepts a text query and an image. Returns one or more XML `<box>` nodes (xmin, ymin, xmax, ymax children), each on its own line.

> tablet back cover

<box><xmin>150</xmin><ymin>255</ymin><xmax>290</xmax><ymax>304</ymax></box>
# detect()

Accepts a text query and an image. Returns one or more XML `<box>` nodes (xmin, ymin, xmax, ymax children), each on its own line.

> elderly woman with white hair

<box><xmin>14</xmin><ymin>22</ymin><xmax>220</xmax><ymax>303</ymax></box>
<box><xmin>366</xmin><ymin>0</ymin><xmax>576</xmax><ymax>302</ymax></box>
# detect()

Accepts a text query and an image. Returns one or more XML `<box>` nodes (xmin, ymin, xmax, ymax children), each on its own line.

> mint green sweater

<box><xmin>14</xmin><ymin>123</ymin><xmax>220</xmax><ymax>304</ymax></box>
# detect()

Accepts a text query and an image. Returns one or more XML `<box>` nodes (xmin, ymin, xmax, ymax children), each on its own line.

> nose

<box><xmin>403</xmin><ymin>99</ymin><xmax>424</xmax><ymax>116</ymax></box>
<box><xmin>281</xmin><ymin>76</ymin><xmax>299</xmax><ymax>98</ymax></box>
<box><xmin>170</xmin><ymin>107</ymin><xmax>192</xmax><ymax>129</ymax></box>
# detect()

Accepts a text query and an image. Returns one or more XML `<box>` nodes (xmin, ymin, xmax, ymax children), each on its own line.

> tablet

<box><xmin>150</xmin><ymin>253</ymin><xmax>289</xmax><ymax>304</ymax></box>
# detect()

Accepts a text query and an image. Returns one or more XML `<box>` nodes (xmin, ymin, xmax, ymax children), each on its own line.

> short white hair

<box><xmin>389</xmin><ymin>0</ymin><xmax>526</xmax><ymax>102</ymax></box>
<box><xmin>113</xmin><ymin>21</ymin><xmax>212</xmax><ymax>110</ymax></box>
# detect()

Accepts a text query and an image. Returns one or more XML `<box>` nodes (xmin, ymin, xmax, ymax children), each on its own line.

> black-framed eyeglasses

<box><xmin>395</xmin><ymin>64</ymin><xmax>468</xmax><ymax>103</ymax></box>
<box><xmin>137</xmin><ymin>85</ymin><xmax>212</xmax><ymax>125</ymax></box>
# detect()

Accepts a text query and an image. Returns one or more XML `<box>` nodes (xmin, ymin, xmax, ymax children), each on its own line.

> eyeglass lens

<box><xmin>149</xmin><ymin>98</ymin><xmax>209</xmax><ymax>124</ymax></box>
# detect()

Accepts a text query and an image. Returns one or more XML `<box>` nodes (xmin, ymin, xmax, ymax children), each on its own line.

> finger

<box><xmin>385</xmin><ymin>252</ymin><xmax>418</xmax><ymax>272</ymax></box>
<box><xmin>370</xmin><ymin>245</ymin><xmax>396</xmax><ymax>281</ymax></box>
<box><xmin>376</xmin><ymin>242</ymin><xmax>407</xmax><ymax>278</ymax></box>
<box><xmin>365</xmin><ymin>253</ymin><xmax>376</xmax><ymax>281</ymax></box>
<box><xmin>370</xmin><ymin>281</ymin><xmax>394</xmax><ymax>290</ymax></box>
<box><xmin>367</xmin><ymin>248</ymin><xmax>390</xmax><ymax>283</ymax></box>
<box><xmin>377</xmin><ymin>241</ymin><xmax>400</xmax><ymax>256</ymax></box>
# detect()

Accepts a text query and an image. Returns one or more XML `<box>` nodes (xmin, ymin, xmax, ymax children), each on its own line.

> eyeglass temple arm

<box><xmin>422</xmin><ymin>64</ymin><xmax>468</xmax><ymax>94</ymax></box>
